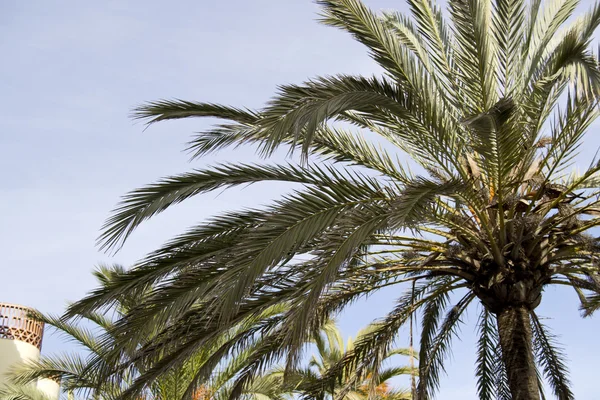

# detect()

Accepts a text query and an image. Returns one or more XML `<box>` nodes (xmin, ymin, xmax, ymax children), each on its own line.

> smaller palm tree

<box><xmin>288</xmin><ymin>321</ymin><xmax>415</xmax><ymax>400</ymax></box>
<box><xmin>0</xmin><ymin>265</ymin><xmax>291</xmax><ymax>400</ymax></box>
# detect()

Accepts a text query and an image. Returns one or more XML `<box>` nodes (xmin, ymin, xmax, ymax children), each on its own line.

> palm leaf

<box><xmin>98</xmin><ymin>161</ymin><xmax>385</xmax><ymax>251</ymax></box>
<box><xmin>417</xmin><ymin>292</ymin><xmax>475</xmax><ymax>399</ymax></box>
<box><xmin>133</xmin><ymin>100</ymin><xmax>258</xmax><ymax>125</ymax></box>
<box><xmin>475</xmin><ymin>308</ymin><xmax>500</xmax><ymax>400</ymax></box>
<box><xmin>530</xmin><ymin>312</ymin><xmax>574</xmax><ymax>400</ymax></box>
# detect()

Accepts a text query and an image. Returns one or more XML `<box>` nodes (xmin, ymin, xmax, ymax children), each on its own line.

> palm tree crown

<box><xmin>69</xmin><ymin>0</ymin><xmax>600</xmax><ymax>399</ymax></box>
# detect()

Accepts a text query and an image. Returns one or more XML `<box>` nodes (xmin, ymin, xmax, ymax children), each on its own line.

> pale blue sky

<box><xmin>1</xmin><ymin>0</ymin><xmax>599</xmax><ymax>398</ymax></box>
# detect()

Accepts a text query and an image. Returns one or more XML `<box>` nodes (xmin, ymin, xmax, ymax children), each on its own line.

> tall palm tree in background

<box><xmin>0</xmin><ymin>266</ymin><xmax>290</xmax><ymax>400</ymax></box>
<box><xmin>67</xmin><ymin>0</ymin><xmax>600</xmax><ymax>399</ymax></box>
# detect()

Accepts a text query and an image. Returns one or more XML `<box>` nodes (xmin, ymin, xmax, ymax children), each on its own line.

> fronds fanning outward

<box><xmin>68</xmin><ymin>0</ymin><xmax>600</xmax><ymax>398</ymax></box>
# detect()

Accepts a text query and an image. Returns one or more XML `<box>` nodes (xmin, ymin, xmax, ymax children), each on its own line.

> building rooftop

<box><xmin>0</xmin><ymin>303</ymin><xmax>44</xmax><ymax>350</ymax></box>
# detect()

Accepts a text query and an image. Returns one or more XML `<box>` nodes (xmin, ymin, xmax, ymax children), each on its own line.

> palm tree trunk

<box><xmin>496</xmin><ymin>306</ymin><xmax>540</xmax><ymax>400</ymax></box>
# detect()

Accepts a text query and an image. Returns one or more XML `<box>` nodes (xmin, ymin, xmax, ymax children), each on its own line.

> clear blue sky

<box><xmin>1</xmin><ymin>0</ymin><xmax>598</xmax><ymax>398</ymax></box>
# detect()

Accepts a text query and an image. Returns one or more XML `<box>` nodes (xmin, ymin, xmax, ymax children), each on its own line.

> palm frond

<box><xmin>316</xmin><ymin>0</ymin><xmax>437</xmax><ymax>98</ymax></box>
<box><xmin>0</xmin><ymin>385</ymin><xmax>55</xmax><ymax>400</ymax></box>
<box><xmin>449</xmin><ymin>0</ymin><xmax>498</xmax><ymax>111</ymax></box>
<box><xmin>494</xmin><ymin>339</ymin><xmax>512</xmax><ymax>400</ymax></box>
<box><xmin>390</xmin><ymin>176</ymin><xmax>465</xmax><ymax>227</ymax></box>
<box><xmin>98</xmin><ymin>161</ymin><xmax>385</xmax><ymax>251</ymax></box>
<box><xmin>417</xmin><ymin>277</ymin><xmax>452</xmax><ymax>391</ymax></box>
<box><xmin>523</xmin><ymin>0</ymin><xmax>579</xmax><ymax>84</ymax></box>
<box><xmin>401</xmin><ymin>0</ymin><xmax>458</xmax><ymax>103</ymax></box>
<box><xmin>475</xmin><ymin>308</ymin><xmax>500</xmax><ymax>400</ymax></box>
<box><xmin>133</xmin><ymin>100</ymin><xmax>258</xmax><ymax>125</ymax></box>
<box><xmin>8</xmin><ymin>353</ymin><xmax>97</xmax><ymax>392</ymax></box>
<box><xmin>530</xmin><ymin>312</ymin><xmax>574</xmax><ymax>399</ymax></box>
<box><xmin>281</xmin><ymin>211</ymin><xmax>389</xmax><ymax>369</ymax></box>
<box><xmin>29</xmin><ymin>313</ymin><xmax>102</xmax><ymax>354</ymax></box>
<box><xmin>417</xmin><ymin>292</ymin><xmax>475</xmax><ymax>399</ymax></box>
<box><xmin>542</xmin><ymin>93</ymin><xmax>599</xmax><ymax>180</ymax></box>
<box><xmin>493</xmin><ymin>0</ymin><xmax>525</xmax><ymax>95</ymax></box>
<box><xmin>376</xmin><ymin>366</ymin><xmax>417</xmax><ymax>383</ymax></box>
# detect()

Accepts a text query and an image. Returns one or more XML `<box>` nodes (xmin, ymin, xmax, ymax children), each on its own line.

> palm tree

<box><xmin>288</xmin><ymin>321</ymin><xmax>414</xmax><ymax>399</ymax></box>
<box><xmin>1</xmin><ymin>266</ymin><xmax>290</xmax><ymax>400</ymax></box>
<box><xmin>68</xmin><ymin>0</ymin><xmax>600</xmax><ymax>398</ymax></box>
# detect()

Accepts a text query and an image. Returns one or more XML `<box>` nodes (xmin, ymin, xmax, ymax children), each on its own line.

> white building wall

<box><xmin>0</xmin><ymin>304</ymin><xmax>60</xmax><ymax>400</ymax></box>
<box><xmin>0</xmin><ymin>338</ymin><xmax>41</xmax><ymax>382</ymax></box>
